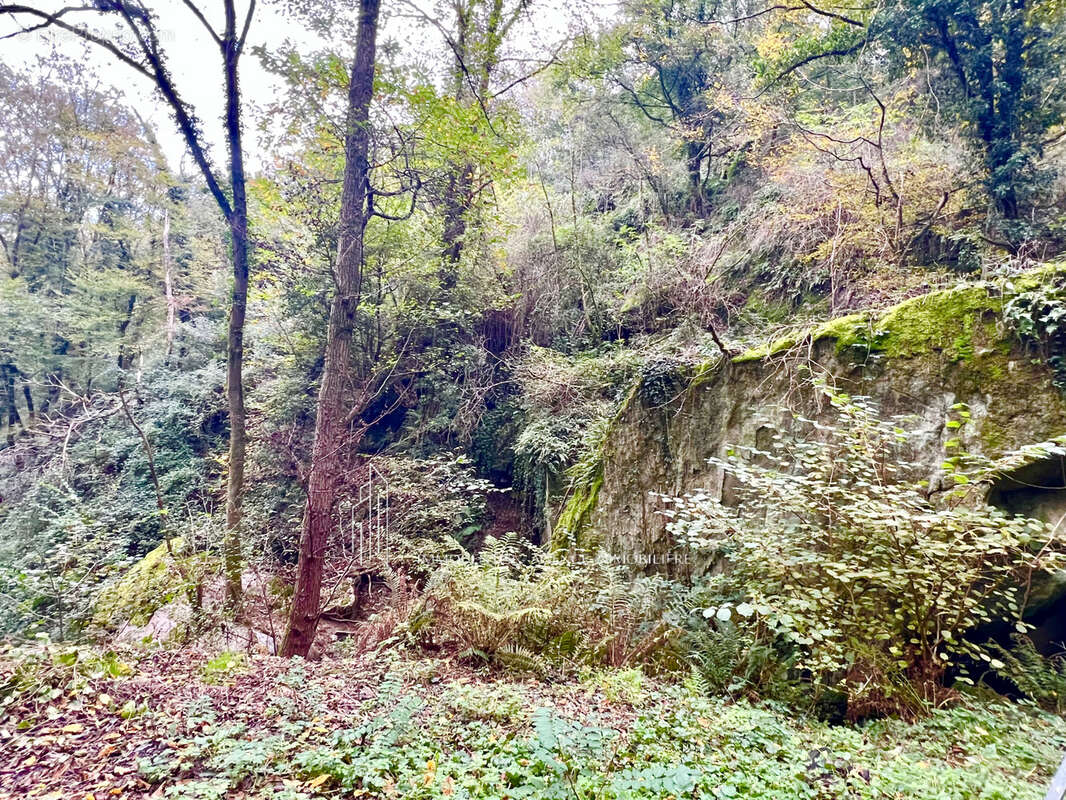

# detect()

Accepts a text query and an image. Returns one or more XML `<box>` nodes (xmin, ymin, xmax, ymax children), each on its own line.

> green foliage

<box><xmin>1004</xmin><ymin>271</ymin><xmax>1066</xmax><ymax>386</ymax></box>
<box><xmin>636</xmin><ymin>355</ymin><xmax>688</xmax><ymax>408</ymax></box>
<box><xmin>6</xmin><ymin>640</ymin><xmax>1065</xmax><ymax>799</ymax></box>
<box><xmin>513</xmin><ymin>345</ymin><xmax>638</xmax><ymax>535</ymax></box>
<box><xmin>142</xmin><ymin>665</ymin><xmax>1066</xmax><ymax>798</ymax></box>
<box><xmin>0</xmin><ymin>642</ymin><xmax>131</xmax><ymax>711</ymax></box>
<box><xmin>662</xmin><ymin>381</ymin><xmax>1064</xmax><ymax>715</ymax></box>
<box><xmin>201</xmin><ymin>651</ymin><xmax>248</xmax><ymax>685</ymax></box>
<box><xmin>0</xmin><ymin>61</ymin><xmax>223</xmax><ymax>422</ymax></box>
<box><xmin>754</xmin><ymin>19</ymin><xmax>869</xmax><ymax>86</ymax></box>
<box><xmin>5</xmin><ymin>6</ymin><xmax>1066</xmax><ymax>793</ymax></box>
<box><xmin>0</xmin><ymin>360</ymin><xmax>227</xmax><ymax>639</ymax></box>
<box><xmin>378</xmin><ymin>453</ymin><xmax>499</xmax><ymax>550</ymax></box>
<box><xmin>441</xmin><ymin>681</ymin><xmax>527</xmax><ymax>724</ymax></box>
<box><xmin>422</xmin><ymin>535</ymin><xmax>677</xmax><ymax>671</ymax></box>
<box><xmin>879</xmin><ymin>0</ymin><xmax>1066</xmax><ymax>224</ymax></box>
<box><xmin>680</xmin><ymin>615</ymin><xmax>794</xmax><ymax>700</ymax></box>
<box><xmin>990</xmin><ymin>635</ymin><xmax>1066</xmax><ymax>713</ymax></box>
<box><xmin>583</xmin><ymin>666</ymin><xmax>646</xmax><ymax>704</ymax></box>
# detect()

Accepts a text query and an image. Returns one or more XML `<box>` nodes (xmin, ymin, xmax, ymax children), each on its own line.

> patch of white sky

<box><xmin>0</xmin><ymin>1</ymin><xmax>618</xmax><ymax>176</ymax></box>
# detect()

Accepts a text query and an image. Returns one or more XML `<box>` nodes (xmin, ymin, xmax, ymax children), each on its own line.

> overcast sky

<box><xmin>0</xmin><ymin>1</ymin><xmax>610</xmax><ymax>174</ymax></box>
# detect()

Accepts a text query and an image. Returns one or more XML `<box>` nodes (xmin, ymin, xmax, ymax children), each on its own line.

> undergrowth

<box><xmin>6</xmin><ymin>650</ymin><xmax>1061</xmax><ymax>800</ymax></box>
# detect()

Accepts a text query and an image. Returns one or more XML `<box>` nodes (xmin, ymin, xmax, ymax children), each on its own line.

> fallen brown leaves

<box><xmin>0</xmin><ymin>642</ymin><xmax>648</xmax><ymax>800</ymax></box>
<box><xmin>0</xmin><ymin>645</ymin><xmax>381</xmax><ymax>799</ymax></box>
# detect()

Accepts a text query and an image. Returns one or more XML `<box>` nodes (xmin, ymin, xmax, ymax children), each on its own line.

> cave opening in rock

<box><xmin>987</xmin><ymin>450</ymin><xmax>1066</xmax><ymax>653</ymax></box>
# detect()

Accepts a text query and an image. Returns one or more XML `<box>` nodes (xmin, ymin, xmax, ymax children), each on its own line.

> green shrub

<box><xmin>681</xmin><ymin>618</ymin><xmax>793</xmax><ymax>700</ymax></box>
<box><xmin>0</xmin><ymin>361</ymin><xmax>227</xmax><ymax>639</ymax></box>
<box><xmin>374</xmin><ymin>453</ymin><xmax>498</xmax><ymax>552</ymax></box>
<box><xmin>1003</xmin><ymin>272</ymin><xmax>1066</xmax><ymax>387</ymax></box>
<box><xmin>663</xmin><ymin>381</ymin><xmax>1064</xmax><ymax>716</ymax></box>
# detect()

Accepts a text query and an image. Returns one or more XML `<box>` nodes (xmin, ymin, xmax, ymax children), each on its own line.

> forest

<box><xmin>1</xmin><ymin>0</ymin><xmax>1066</xmax><ymax>797</ymax></box>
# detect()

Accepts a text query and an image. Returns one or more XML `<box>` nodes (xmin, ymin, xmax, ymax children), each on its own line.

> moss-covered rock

<box><xmin>566</xmin><ymin>269</ymin><xmax>1066</xmax><ymax>567</ymax></box>
<box><xmin>734</xmin><ymin>284</ymin><xmax>1005</xmax><ymax>363</ymax></box>
<box><xmin>871</xmin><ymin>285</ymin><xmax>1001</xmax><ymax>360</ymax></box>
<box><xmin>93</xmin><ymin>538</ymin><xmax>202</xmax><ymax>629</ymax></box>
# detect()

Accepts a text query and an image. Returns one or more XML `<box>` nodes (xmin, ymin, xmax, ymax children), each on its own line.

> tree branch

<box><xmin>760</xmin><ymin>42</ymin><xmax>865</xmax><ymax>94</ymax></box>
<box><xmin>0</xmin><ymin>2</ymin><xmax>235</xmax><ymax>221</ymax></box>
<box><xmin>0</xmin><ymin>5</ymin><xmax>152</xmax><ymax>77</ymax></box>
<box><xmin>237</xmin><ymin>0</ymin><xmax>255</xmax><ymax>55</ymax></box>
<box><xmin>798</xmin><ymin>0</ymin><xmax>865</xmax><ymax>27</ymax></box>
<box><xmin>179</xmin><ymin>0</ymin><xmax>222</xmax><ymax>46</ymax></box>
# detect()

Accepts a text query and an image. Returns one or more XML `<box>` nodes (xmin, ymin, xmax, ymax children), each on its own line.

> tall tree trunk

<box><xmin>2</xmin><ymin>364</ymin><xmax>22</xmax><ymax>447</ymax></box>
<box><xmin>222</xmin><ymin>2</ymin><xmax>250</xmax><ymax>609</ymax></box>
<box><xmin>21</xmin><ymin>379</ymin><xmax>34</xmax><ymax>425</ymax></box>
<box><xmin>162</xmin><ymin>207</ymin><xmax>177</xmax><ymax>361</ymax></box>
<box><xmin>281</xmin><ymin>0</ymin><xmax>381</xmax><ymax>659</ymax></box>
<box><xmin>440</xmin><ymin>163</ymin><xmax>473</xmax><ymax>285</ymax></box>
<box><xmin>686</xmin><ymin>140</ymin><xmax>705</xmax><ymax>216</ymax></box>
<box><xmin>117</xmin><ymin>294</ymin><xmax>137</xmax><ymax>369</ymax></box>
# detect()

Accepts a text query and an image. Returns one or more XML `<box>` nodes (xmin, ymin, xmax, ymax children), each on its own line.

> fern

<box><xmin>682</xmin><ymin>622</ymin><xmax>792</xmax><ymax>698</ymax></box>
<box><xmin>495</xmin><ymin>644</ymin><xmax>549</xmax><ymax>676</ymax></box>
<box><xmin>424</xmin><ymin>537</ymin><xmax>678</xmax><ymax>670</ymax></box>
<box><xmin>684</xmin><ymin>625</ymin><xmax>746</xmax><ymax>695</ymax></box>
<box><xmin>991</xmin><ymin>635</ymin><xmax>1066</xmax><ymax>713</ymax></box>
<box><xmin>684</xmin><ymin>663</ymin><xmax>712</xmax><ymax>696</ymax></box>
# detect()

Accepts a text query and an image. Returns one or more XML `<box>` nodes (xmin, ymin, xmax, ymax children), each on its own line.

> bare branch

<box><xmin>237</xmin><ymin>0</ymin><xmax>255</xmax><ymax>55</ymax></box>
<box><xmin>0</xmin><ymin>5</ymin><xmax>153</xmax><ymax>78</ymax></box>
<box><xmin>179</xmin><ymin>0</ymin><xmax>222</xmax><ymax>46</ymax></box>
<box><xmin>490</xmin><ymin>39</ymin><xmax>564</xmax><ymax>99</ymax></box>
<box><xmin>798</xmin><ymin>0</ymin><xmax>865</xmax><ymax>27</ymax></box>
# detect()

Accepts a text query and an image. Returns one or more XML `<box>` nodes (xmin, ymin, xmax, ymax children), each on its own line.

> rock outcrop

<box><xmin>556</xmin><ymin>272</ymin><xmax>1066</xmax><ymax>583</ymax></box>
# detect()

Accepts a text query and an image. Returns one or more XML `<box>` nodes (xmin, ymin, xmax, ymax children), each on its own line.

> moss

<box><xmin>553</xmin><ymin>469</ymin><xmax>603</xmax><ymax>551</ymax></box>
<box><xmin>93</xmin><ymin>538</ymin><xmax>200</xmax><ymax>628</ymax></box>
<box><xmin>1010</xmin><ymin>260</ymin><xmax>1066</xmax><ymax>292</ymax></box>
<box><xmin>736</xmin><ymin>267</ymin><xmax>1066</xmax><ymax>366</ymax></box>
<box><xmin>733</xmin><ymin>313</ymin><xmax>871</xmax><ymax>362</ymax></box>
<box><xmin>578</xmin><ymin>270</ymin><xmax>1065</xmax><ymax>559</ymax></box>
<box><xmin>733</xmin><ymin>285</ymin><xmax>1005</xmax><ymax>365</ymax></box>
<box><xmin>551</xmin><ymin>387</ymin><xmax>637</xmax><ymax>552</ymax></box>
<box><xmin>873</xmin><ymin>285</ymin><xmax>1001</xmax><ymax>361</ymax></box>
<box><xmin>683</xmin><ymin>358</ymin><xmax>724</xmax><ymax>393</ymax></box>
<box><xmin>979</xmin><ymin>417</ymin><xmax>1008</xmax><ymax>452</ymax></box>
<box><xmin>813</xmin><ymin>312</ymin><xmax>873</xmax><ymax>353</ymax></box>
<box><xmin>733</xmin><ymin>333</ymin><xmax>801</xmax><ymax>363</ymax></box>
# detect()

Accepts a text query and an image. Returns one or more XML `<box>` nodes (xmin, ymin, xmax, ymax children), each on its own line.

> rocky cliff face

<box><xmin>555</xmin><ymin>275</ymin><xmax>1066</xmax><ymax>582</ymax></box>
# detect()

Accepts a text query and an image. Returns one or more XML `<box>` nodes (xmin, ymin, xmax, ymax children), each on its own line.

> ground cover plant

<box><xmin>2</xmin><ymin>645</ymin><xmax>1065</xmax><ymax>799</ymax></box>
